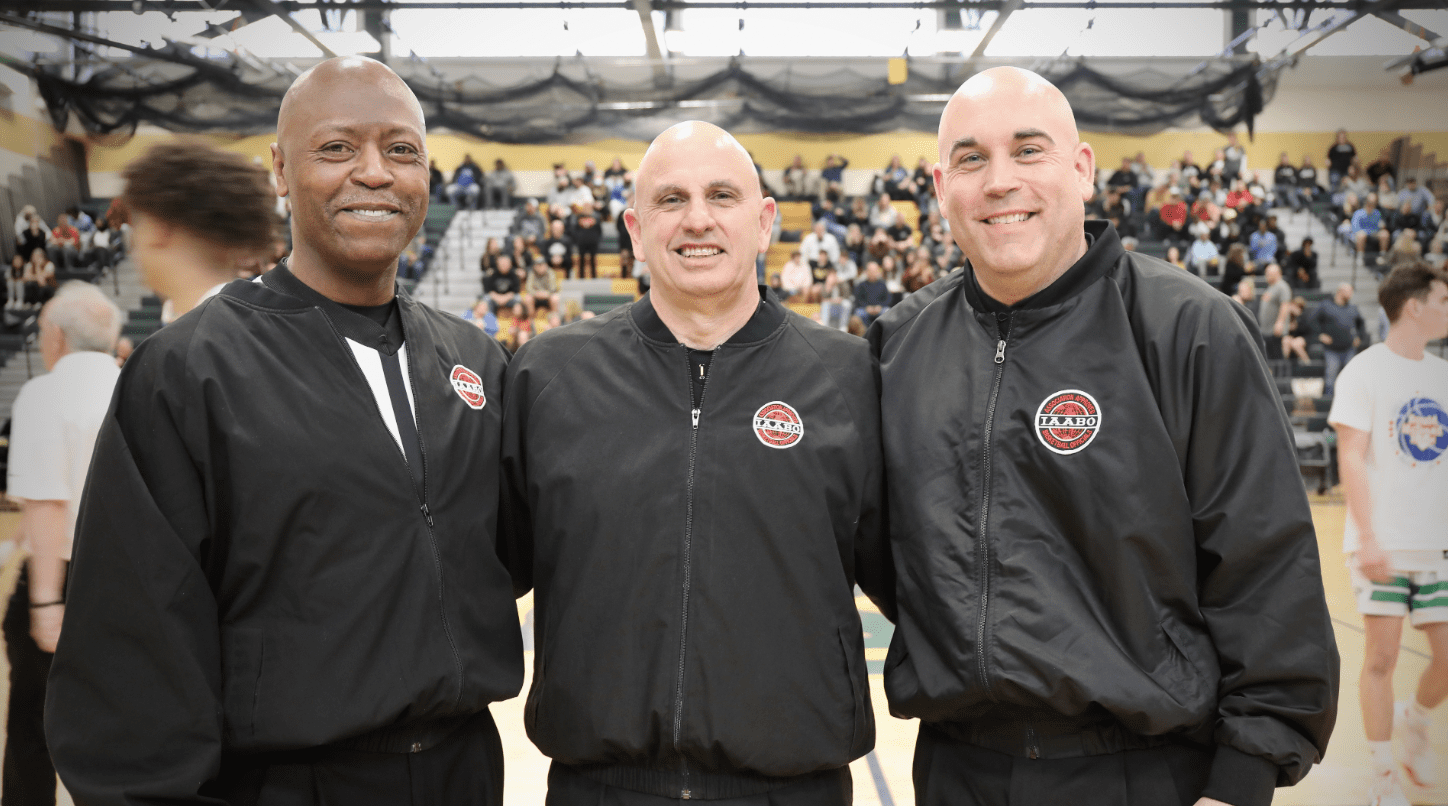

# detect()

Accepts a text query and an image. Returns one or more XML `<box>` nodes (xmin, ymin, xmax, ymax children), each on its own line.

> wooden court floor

<box><xmin>0</xmin><ymin>503</ymin><xmax>1443</xmax><ymax>805</ymax></box>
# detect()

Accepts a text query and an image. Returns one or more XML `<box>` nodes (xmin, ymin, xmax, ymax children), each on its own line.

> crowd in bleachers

<box><xmin>9</xmin><ymin>203</ymin><xmax>124</xmax><ymax>309</ymax></box>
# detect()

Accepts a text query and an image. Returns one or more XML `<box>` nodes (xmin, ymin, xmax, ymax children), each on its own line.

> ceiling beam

<box><xmin>965</xmin><ymin>0</ymin><xmax>1022</xmax><ymax>69</ymax></box>
<box><xmin>629</xmin><ymin>0</ymin><xmax>671</xmax><ymax>86</ymax></box>
<box><xmin>12</xmin><ymin>0</ymin><xmax>1448</xmax><ymax>10</ymax></box>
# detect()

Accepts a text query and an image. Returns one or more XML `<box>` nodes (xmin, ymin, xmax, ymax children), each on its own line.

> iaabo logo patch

<box><xmin>753</xmin><ymin>401</ymin><xmax>804</xmax><ymax>449</ymax></box>
<box><xmin>450</xmin><ymin>365</ymin><xmax>486</xmax><ymax>410</ymax></box>
<box><xmin>1034</xmin><ymin>389</ymin><xmax>1100</xmax><ymax>455</ymax></box>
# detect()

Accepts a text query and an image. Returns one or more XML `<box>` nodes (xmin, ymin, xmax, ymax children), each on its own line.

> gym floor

<box><xmin>0</xmin><ymin>501</ymin><xmax>1443</xmax><ymax>805</ymax></box>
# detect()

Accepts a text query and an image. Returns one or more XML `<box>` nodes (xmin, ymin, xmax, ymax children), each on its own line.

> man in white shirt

<box><xmin>1329</xmin><ymin>261</ymin><xmax>1448</xmax><ymax>806</ymax></box>
<box><xmin>4</xmin><ymin>281</ymin><xmax>122</xmax><ymax>806</ymax></box>
<box><xmin>799</xmin><ymin>219</ymin><xmax>840</xmax><ymax>267</ymax></box>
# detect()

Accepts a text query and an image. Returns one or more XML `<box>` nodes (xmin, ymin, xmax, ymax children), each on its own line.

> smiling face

<box><xmin>933</xmin><ymin>67</ymin><xmax>1095</xmax><ymax>294</ymax></box>
<box><xmin>272</xmin><ymin>56</ymin><xmax>428</xmax><ymax>285</ymax></box>
<box><xmin>624</xmin><ymin>121</ymin><xmax>775</xmax><ymax>303</ymax></box>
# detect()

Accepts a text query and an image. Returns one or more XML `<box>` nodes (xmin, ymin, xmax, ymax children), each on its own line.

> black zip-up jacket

<box><xmin>500</xmin><ymin>288</ymin><xmax>893</xmax><ymax>799</ymax></box>
<box><xmin>46</xmin><ymin>267</ymin><xmax>524</xmax><ymax>805</ymax></box>
<box><xmin>869</xmin><ymin>222</ymin><xmax>1337</xmax><ymax>806</ymax></box>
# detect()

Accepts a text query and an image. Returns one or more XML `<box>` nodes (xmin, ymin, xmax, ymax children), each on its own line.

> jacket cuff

<box><xmin>1201</xmin><ymin>745</ymin><xmax>1278</xmax><ymax>806</ymax></box>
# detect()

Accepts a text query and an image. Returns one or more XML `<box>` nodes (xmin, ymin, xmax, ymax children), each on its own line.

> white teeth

<box><xmin>680</xmin><ymin>247</ymin><xmax>721</xmax><ymax>258</ymax></box>
<box><xmin>986</xmin><ymin>213</ymin><xmax>1030</xmax><ymax>225</ymax></box>
<box><xmin>347</xmin><ymin>209</ymin><xmax>396</xmax><ymax>219</ymax></box>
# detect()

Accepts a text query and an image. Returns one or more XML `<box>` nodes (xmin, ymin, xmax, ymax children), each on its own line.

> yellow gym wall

<box><xmin>80</xmin><ymin>127</ymin><xmax>1448</xmax><ymax>182</ymax></box>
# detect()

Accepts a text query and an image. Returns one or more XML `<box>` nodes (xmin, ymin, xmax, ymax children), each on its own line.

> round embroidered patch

<box><xmin>753</xmin><ymin>401</ymin><xmax>804</xmax><ymax>449</ymax></box>
<box><xmin>1034</xmin><ymin>389</ymin><xmax>1101</xmax><ymax>455</ymax></box>
<box><xmin>450</xmin><ymin>365</ymin><xmax>486</xmax><ymax>410</ymax></box>
<box><xmin>1394</xmin><ymin>396</ymin><xmax>1447</xmax><ymax>465</ymax></box>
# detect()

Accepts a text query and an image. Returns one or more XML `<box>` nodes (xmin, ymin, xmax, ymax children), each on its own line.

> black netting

<box><xmin>12</xmin><ymin>39</ymin><xmax>1282</xmax><ymax>142</ymax></box>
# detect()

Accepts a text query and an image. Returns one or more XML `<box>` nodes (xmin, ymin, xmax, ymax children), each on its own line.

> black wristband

<box><xmin>28</xmin><ymin>600</ymin><xmax>63</xmax><ymax>609</ymax></box>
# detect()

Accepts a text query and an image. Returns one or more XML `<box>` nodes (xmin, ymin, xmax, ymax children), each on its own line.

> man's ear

<box><xmin>623</xmin><ymin>207</ymin><xmax>643</xmax><ymax>256</ymax></box>
<box><xmin>758</xmin><ymin>196</ymin><xmax>778</xmax><ymax>255</ymax></box>
<box><xmin>1076</xmin><ymin>141</ymin><xmax>1097</xmax><ymax>202</ymax></box>
<box><xmin>271</xmin><ymin>142</ymin><xmax>290</xmax><ymax>199</ymax></box>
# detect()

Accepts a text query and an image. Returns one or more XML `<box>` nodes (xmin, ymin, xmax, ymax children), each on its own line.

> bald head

<box><xmin>636</xmin><ymin>121</ymin><xmax>762</xmax><ymax>200</ymax></box>
<box><xmin>939</xmin><ymin>67</ymin><xmax>1080</xmax><ymax>166</ymax></box>
<box><xmin>277</xmin><ymin>56</ymin><xmax>424</xmax><ymax>156</ymax></box>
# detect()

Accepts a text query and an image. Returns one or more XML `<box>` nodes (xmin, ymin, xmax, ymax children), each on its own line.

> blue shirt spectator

<box><xmin>1248</xmin><ymin>228</ymin><xmax>1278</xmax><ymax>264</ymax></box>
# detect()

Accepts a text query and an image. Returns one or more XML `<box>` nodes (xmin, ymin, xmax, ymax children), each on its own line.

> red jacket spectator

<box><xmin>1160</xmin><ymin>198</ymin><xmax>1188</xmax><ymax>230</ymax></box>
<box><xmin>1224</xmin><ymin>187</ymin><xmax>1254</xmax><ymax>210</ymax></box>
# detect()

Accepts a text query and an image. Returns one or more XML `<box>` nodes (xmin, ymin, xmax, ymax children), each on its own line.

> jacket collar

<box><xmin>631</xmin><ymin>285</ymin><xmax>786</xmax><ymax>346</ymax></box>
<box><xmin>258</xmin><ymin>260</ymin><xmax>408</xmax><ymax>355</ymax></box>
<box><xmin>960</xmin><ymin>220</ymin><xmax>1123</xmax><ymax>314</ymax></box>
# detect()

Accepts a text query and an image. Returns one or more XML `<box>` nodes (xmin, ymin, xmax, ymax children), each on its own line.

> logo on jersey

<box><xmin>753</xmin><ymin>401</ymin><xmax>804</xmax><ymax>449</ymax></box>
<box><xmin>1393</xmin><ymin>396</ymin><xmax>1447</xmax><ymax>465</ymax></box>
<box><xmin>1034</xmin><ymin>390</ymin><xmax>1101</xmax><ymax>455</ymax></box>
<box><xmin>449</xmin><ymin>365</ymin><xmax>486</xmax><ymax>410</ymax></box>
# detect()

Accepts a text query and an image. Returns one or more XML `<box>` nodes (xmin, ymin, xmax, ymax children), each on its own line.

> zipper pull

<box><xmin>691</xmin><ymin>408</ymin><xmax>700</xmax><ymax>429</ymax></box>
<box><xmin>421</xmin><ymin>503</ymin><xmax>434</xmax><ymax>528</ymax></box>
<box><xmin>994</xmin><ymin>339</ymin><xmax>1006</xmax><ymax>364</ymax></box>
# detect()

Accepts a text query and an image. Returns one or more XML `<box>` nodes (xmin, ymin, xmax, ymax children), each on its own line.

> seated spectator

<box><xmin>1106</xmin><ymin>157</ymin><xmax>1136</xmax><ymax>195</ymax></box>
<box><xmin>1164</xmin><ymin>244</ymin><xmax>1186</xmax><ymax>270</ymax></box>
<box><xmin>1186</xmin><ymin>225</ymin><xmax>1219</xmax><ymax>277</ymax></box>
<box><xmin>1429</xmin><ymin>199</ymin><xmax>1448</xmax><ymax>258</ymax></box>
<box><xmin>512</xmin><ymin>199</ymin><xmax>547</xmax><ymax>245</ymax></box>
<box><xmin>840</xmin><ymin>223</ymin><xmax>867</xmax><ymax>268</ymax></box>
<box><xmin>852</xmin><ymin>261</ymin><xmax>890</xmax><ymax>326</ymax></box>
<box><xmin>1286</xmin><ymin>237</ymin><xmax>1320</xmax><ymax>290</ymax></box>
<box><xmin>1248</xmin><ymin>217</ymin><xmax>1279</xmax><ymax>265</ymax></box>
<box><xmin>446</xmin><ymin>155</ymin><xmax>483</xmax><ymax>210</ymax></box>
<box><xmin>17</xmin><ymin>213</ymin><xmax>49</xmax><ymax>265</ymax></box>
<box><xmin>485</xmin><ymin>160</ymin><xmax>516</xmax><ymax>209</ymax></box>
<box><xmin>838</xmin><ymin>197</ymin><xmax>870</xmax><ymax>232</ymax></box>
<box><xmin>868</xmin><ymin>194</ymin><xmax>898</xmax><ymax>232</ymax></box>
<box><xmin>566</xmin><ymin>175</ymin><xmax>595</xmax><ymax>212</ymax></box>
<box><xmin>539</xmin><ymin>218</ymin><xmax>576</xmax><ymax>278</ymax></box>
<box><xmin>1120</xmin><ymin>236</ymin><xmax>1139</xmax><ymax>252</ymax></box>
<box><xmin>546</xmin><ymin>173</ymin><xmax>573</xmax><ymax>215</ymax></box>
<box><xmin>1157</xmin><ymin>187</ymin><xmax>1189</xmax><ymax>243</ymax></box>
<box><xmin>1230</xmin><ymin>277</ymin><xmax>1256</xmax><ymax>310</ymax></box>
<box><xmin>86</xmin><ymin>218</ymin><xmax>116</xmax><ymax>271</ymax></box>
<box><xmin>880</xmin><ymin>154</ymin><xmax>916</xmax><ymax>201</ymax></box>
<box><xmin>22</xmin><ymin>248</ymin><xmax>56</xmax><ymax>307</ymax></box>
<box><xmin>397</xmin><ymin>232</ymin><xmax>428</xmax><ymax>281</ymax></box>
<box><xmin>1398</xmin><ymin>175</ymin><xmax>1435</xmax><ymax>217</ymax></box>
<box><xmin>1189</xmin><ymin>191</ymin><xmax>1220</xmax><ymax>232</ymax></box>
<box><xmin>879</xmin><ymin>253</ymin><xmax>903</xmax><ymax>292</ymax></box>
<box><xmin>68</xmin><ymin>206</ymin><xmax>94</xmax><ymax>239</ymax></box>
<box><xmin>523</xmin><ymin>257</ymin><xmax>561</xmax><ymax>318</ymax></box>
<box><xmin>603</xmin><ymin>157</ymin><xmax>628</xmax><ymax>189</ymax></box>
<box><xmin>568</xmin><ymin>202</ymin><xmax>602</xmax><ymax>280</ymax></box>
<box><xmin>1219</xmin><ymin>241</ymin><xmax>1252</xmax><ymax>295</ymax></box>
<box><xmin>779</xmin><ymin>251</ymin><xmax>811</xmax><ymax>301</ymax></box>
<box><xmin>1388</xmin><ymin>197</ymin><xmax>1422</xmax><ymax>239</ymax></box>
<box><xmin>465</xmin><ymin>299</ymin><xmax>500</xmax><ymax>338</ymax></box>
<box><xmin>429</xmin><ymin>159</ymin><xmax>445</xmax><ymax>201</ymax></box>
<box><xmin>480</xmin><ymin>237</ymin><xmax>505</xmax><ymax>274</ymax></box>
<box><xmin>48</xmin><ymin>213</ymin><xmax>84</xmax><ymax>271</ymax></box>
<box><xmin>1367</xmin><ymin>159</ymin><xmax>1395</xmax><ymax>194</ymax></box>
<box><xmin>782</xmin><ymin>155</ymin><xmax>815</xmax><ymax>201</ymax></box>
<box><xmin>1272</xmin><ymin>152</ymin><xmax>1301</xmax><ymax>211</ymax></box>
<box><xmin>883</xmin><ymin>215</ymin><xmax>914</xmax><ymax>254</ymax></box>
<box><xmin>1339</xmin><ymin>164</ymin><xmax>1371</xmax><ymax>205</ymax></box>
<box><xmin>1144</xmin><ymin>181</ymin><xmax>1173</xmax><ymax>221</ymax></box>
<box><xmin>820</xmin><ymin>154</ymin><xmax>848</xmax><ymax>195</ymax></box>
<box><xmin>805</xmin><ymin>254</ymin><xmax>837</xmax><ymax>303</ymax></box>
<box><xmin>1281</xmin><ymin>297</ymin><xmax>1311</xmax><ymax>362</ymax></box>
<box><xmin>509</xmin><ymin>235</ymin><xmax>538</xmax><ymax>272</ymax></box>
<box><xmin>13</xmin><ymin>204</ymin><xmax>45</xmax><ymax>244</ymax></box>
<box><xmin>1386</xmin><ymin>228</ymin><xmax>1422</xmax><ymax>273</ymax></box>
<box><xmin>1100</xmin><ymin>189</ymin><xmax>1130</xmax><ymax>236</ymax></box>
<box><xmin>800</xmin><ymin>220</ymin><xmax>840</xmax><ymax>267</ymax></box>
<box><xmin>902</xmin><ymin>256</ymin><xmax>935</xmax><ymax>293</ymax></box>
<box><xmin>483</xmin><ymin>254</ymin><xmax>524</xmax><ymax>318</ymax></box>
<box><xmin>8</xmin><ymin>253</ymin><xmax>24</xmax><ymax>307</ymax></box>
<box><xmin>1351</xmin><ymin>192</ymin><xmax>1391</xmax><ymax>261</ymax></box>
<box><xmin>1178</xmin><ymin>150</ymin><xmax>1201</xmax><ymax>184</ymax></box>
<box><xmin>1223</xmin><ymin>179</ymin><xmax>1254</xmax><ymax>213</ymax></box>
<box><xmin>1296</xmin><ymin>155</ymin><xmax>1321</xmax><ymax>207</ymax></box>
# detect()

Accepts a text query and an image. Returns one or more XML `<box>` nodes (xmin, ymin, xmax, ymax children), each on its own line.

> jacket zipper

<box><xmin>318</xmin><ymin>309</ymin><xmax>466</xmax><ymax>707</ymax></box>
<box><xmin>977</xmin><ymin>312</ymin><xmax>1011</xmax><ymax>702</ymax></box>
<box><xmin>674</xmin><ymin>348</ymin><xmax>710</xmax><ymax>800</ymax></box>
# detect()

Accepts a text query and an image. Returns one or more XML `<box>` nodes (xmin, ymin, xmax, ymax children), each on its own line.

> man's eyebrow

<box><xmin>650</xmin><ymin>180</ymin><xmax>745</xmax><ymax>199</ymax></box>
<box><xmin>948</xmin><ymin>129</ymin><xmax>1055</xmax><ymax>159</ymax></box>
<box><xmin>314</xmin><ymin>124</ymin><xmax>422</xmax><ymax>140</ymax></box>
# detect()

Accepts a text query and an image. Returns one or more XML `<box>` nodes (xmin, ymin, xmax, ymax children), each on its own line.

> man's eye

<box><xmin>391</xmin><ymin>145</ymin><xmax>419</xmax><ymax>156</ymax></box>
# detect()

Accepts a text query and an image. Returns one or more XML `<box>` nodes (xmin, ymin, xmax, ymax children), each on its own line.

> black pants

<box><xmin>3</xmin><ymin>567</ymin><xmax>57</xmax><ymax>806</ymax></box>
<box><xmin>546</xmin><ymin>763</ymin><xmax>851</xmax><ymax>806</ymax></box>
<box><xmin>912</xmin><ymin>724</ymin><xmax>1210</xmax><ymax>806</ymax></box>
<box><xmin>210</xmin><ymin>710</ymin><xmax>505</xmax><ymax>806</ymax></box>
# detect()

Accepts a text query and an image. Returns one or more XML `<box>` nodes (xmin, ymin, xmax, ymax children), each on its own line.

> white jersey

<box><xmin>1329</xmin><ymin>343</ymin><xmax>1448</xmax><ymax>553</ymax></box>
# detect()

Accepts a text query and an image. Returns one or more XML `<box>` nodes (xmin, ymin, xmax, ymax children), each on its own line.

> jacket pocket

<box><xmin>1157</xmin><ymin>617</ymin><xmax>1217</xmax><ymax>712</ymax></box>
<box><xmin>221</xmin><ymin>627</ymin><xmax>265</xmax><ymax>743</ymax></box>
<box><xmin>837</xmin><ymin>626</ymin><xmax>871</xmax><ymax>756</ymax></box>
